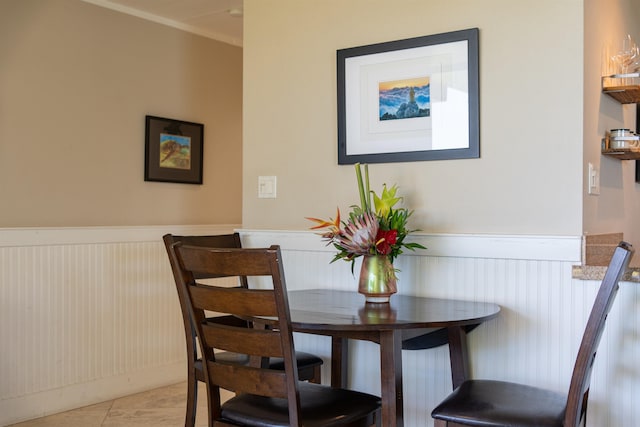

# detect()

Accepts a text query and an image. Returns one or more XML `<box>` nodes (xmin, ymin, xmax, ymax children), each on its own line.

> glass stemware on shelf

<box><xmin>611</xmin><ymin>35</ymin><xmax>639</xmax><ymax>75</ymax></box>
<box><xmin>606</xmin><ymin>34</ymin><xmax>640</xmax><ymax>88</ymax></box>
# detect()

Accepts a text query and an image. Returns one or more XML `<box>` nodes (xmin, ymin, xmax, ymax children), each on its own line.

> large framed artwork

<box><xmin>144</xmin><ymin>115</ymin><xmax>204</xmax><ymax>184</ymax></box>
<box><xmin>337</xmin><ymin>28</ymin><xmax>479</xmax><ymax>164</ymax></box>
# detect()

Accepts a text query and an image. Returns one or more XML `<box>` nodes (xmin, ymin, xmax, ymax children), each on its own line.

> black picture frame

<box><xmin>337</xmin><ymin>28</ymin><xmax>480</xmax><ymax>164</ymax></box>
<box><xmin>144</xmin><ymin>115</ymin><xmax>204</xmax><ymax>184</ymax></box>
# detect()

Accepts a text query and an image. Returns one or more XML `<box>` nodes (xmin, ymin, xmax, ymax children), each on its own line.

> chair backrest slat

<box><xmin>207</xmin><ymin>361</ymin><xmax>288</xmax><ymax>398</ymax></box>
<box><xmin>189</xmin><ymin>285</ymin><xmax>278</xmax><ymax>317</ymax></box>
<box><xmin>164</xmin><ymin>233</ymin><xmax>248</xmax><ymax>284</ymax></box>
<box><xmin>202</xmin><ymin>322</ymin><xmax>284</xmax><ymax>358</ymax></box>
<box><xmin>564</xmin><ymin>241</ymin><xmax>634</xmax><ymax>427</ymax></box>
<box><xmin>178</xmin><ymin>244</ymin><xmax>276</xmax><ymax>277</ymax></box>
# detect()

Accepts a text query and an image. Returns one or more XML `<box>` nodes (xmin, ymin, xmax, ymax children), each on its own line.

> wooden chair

<box><xmin>167</xmin><ymin>242</ymin><xmax>381</xmax><ymax>427</ymax></box>
<box><xmin>431</xmin><ymin>241</ymin><xmax>634</xmax><ymax>427</ymax></box>
<box><xmin>163</xmin><ymin>234</ymin><xmax>323</xmax><ymax>427</ymax></box>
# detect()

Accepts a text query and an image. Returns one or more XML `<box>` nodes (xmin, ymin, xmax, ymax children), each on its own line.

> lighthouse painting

<box><xmin>378</xmin><ymin>76</ymin><xmax>430</xmax><ymax>121</ymax></box>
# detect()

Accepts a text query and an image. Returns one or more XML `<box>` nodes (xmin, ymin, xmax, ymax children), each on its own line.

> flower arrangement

<box><xmin>306</xmin><ymin>163</ymin><xmax>425</xmax><ymax>271</ymax></box>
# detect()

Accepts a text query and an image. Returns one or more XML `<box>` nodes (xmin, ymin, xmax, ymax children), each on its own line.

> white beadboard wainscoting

<box><xmin>0</xmin><ymin>225</ymin><xmax>239</xmax><ymax>426</ymax></box>
<box><xmin>1</xmin><ymin>227</ymin><xmax>639</xmax><ymax>427</ymax></box>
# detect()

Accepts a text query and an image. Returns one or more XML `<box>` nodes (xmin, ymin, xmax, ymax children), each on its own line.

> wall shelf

<box><xmin>602</xmin><ymin>73</ymin><xmax>640</xmax><ymax>104</ymax></box>
<box><xmin>602</xmin><ymin>147</ymin><xmax>640</xmax><ymax>160</ymax></box>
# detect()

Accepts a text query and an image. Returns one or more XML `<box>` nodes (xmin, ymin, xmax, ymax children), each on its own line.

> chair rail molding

<box><xmin>0</xmin><ymin>224</ymin><xmax>242</xmax><ymax>247</ymax></box>
<box><xmin>239</xmin><ymin>229</ymin><xmax>582</xmax><ymax>262</ymax></box>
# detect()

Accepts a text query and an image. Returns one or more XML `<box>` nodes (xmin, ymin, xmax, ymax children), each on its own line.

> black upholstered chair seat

<box><xmin>221</xmin><ymin>382</ymin><xmax>381</xmax><ymax>427</ymax></box>
<box><xmin>267</xmin><ymin>351</ymin><xmax>323</xmax><ymax>371</ymax></box>
<box><xmin>431</xmin><ymin>379</ymin><xmax>566</xmax><ymax>427</ymax></box>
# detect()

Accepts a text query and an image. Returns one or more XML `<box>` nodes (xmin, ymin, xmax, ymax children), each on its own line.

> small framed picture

<box><xmin>144</xmin><ymin>115</ymin><xmax>204</xmax><ymax>184</ymax></box>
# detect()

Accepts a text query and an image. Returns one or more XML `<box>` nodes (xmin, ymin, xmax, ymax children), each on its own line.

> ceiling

<box><xmin>83</xmin><ymin>0</ymin><xmax>244</xmax><ymax>46</ymax></box>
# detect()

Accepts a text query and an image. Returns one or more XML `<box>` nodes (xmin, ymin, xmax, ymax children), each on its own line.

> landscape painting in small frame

<box><xmin>144</xmin><ymin>115</ymin><xmax>204</xmax><ymax>184</ymax></box>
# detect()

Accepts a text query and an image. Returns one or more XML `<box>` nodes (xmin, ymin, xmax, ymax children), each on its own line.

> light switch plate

<box><xmin>588</xmin><ymin>163</ymin><xmax>600</xmax><ymax>195</ymax></box>
<box><xmin>258</xmin><ymin>176</ymin><xmax>277</xmax><ymax>198</ymax></box>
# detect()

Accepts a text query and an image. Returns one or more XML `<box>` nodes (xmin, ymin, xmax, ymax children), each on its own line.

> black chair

<box><xmin>163</xmin><ymin>234</ymin><xmax>323</xmax><ymax>427</ymax></box>
<box><xmin>167</xmin><ymin>242</ymin><xmax>381</xmax><ymax>426</ymax></box>
<box><xmin>431</xmin><ymin>241</ymin><xmax>634</xmax><ymax>427</ymax></box>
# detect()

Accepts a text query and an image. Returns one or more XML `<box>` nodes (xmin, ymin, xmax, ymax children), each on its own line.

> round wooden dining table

<box><xmin>287</xmin><ymin>289</ymin><xmax>501</xmax><ymax>427</ymax></box>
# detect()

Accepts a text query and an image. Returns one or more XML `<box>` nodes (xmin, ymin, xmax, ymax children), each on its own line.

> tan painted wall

<box><xmin>242</xmin><ymin>0</ymin><xmax>584</xmax><ymax>235</ymax></box>
<box><xmin>0</xmin><ymin>0</ymin><xmax>243</xmax><ymax>227</ymax></box>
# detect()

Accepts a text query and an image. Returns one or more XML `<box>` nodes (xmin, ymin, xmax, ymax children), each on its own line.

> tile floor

<box><xmin>9</xmin><ymin>382</ymin><xmax>208</xmax><ymax>427</ymax></box>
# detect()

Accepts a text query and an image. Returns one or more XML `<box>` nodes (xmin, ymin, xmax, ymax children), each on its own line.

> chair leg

<box><xmin>434</xmin><ymin>421</ymin><xmax>467</xmax><ymax>427</ymax></box>
<box><xmin>297</xmin><ymin>364</ymin><xmax>323</xmax><ymax>384</ymax></box>
<box><xmin>185</xmin><ymin>370</ymin><xmax>198</xmax><ymax>427</ymax></box>
<box><xmin>310</xmin><ymin>365</ymin><xmax>322</xmax><ymax>384</ymax></box>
